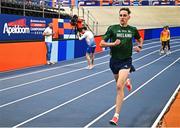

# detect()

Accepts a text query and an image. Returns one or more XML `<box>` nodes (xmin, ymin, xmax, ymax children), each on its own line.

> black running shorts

<box><xmin>109</xmin><ymin>57</ymin><xmax>135</xmax><ymax>74</ymax></box>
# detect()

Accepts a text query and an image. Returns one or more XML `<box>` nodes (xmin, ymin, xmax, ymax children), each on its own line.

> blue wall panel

<box><xmin>64</xmin><ymin>29</ymin><xmax>75</xmax><ymax>34</ymax></box>
<box><xmin>74</xmin><ymin>39</ymin><xmax>87</xmax><ymax>58</ymax></box>
<box><xmin>58</xmin><ymin>40</ymin><xmax>67</xmax><ymax>61</ymax></box>
<box><xmin>144</xmin><ymin>27</ymin><xmax>180</xmax><ymax>40</ymax></box>
<box><xmin>64</xmin><ymin>19</ymin><xmax>70</xmax><ymax>22</ymax></box>
<box><xmin>169</xmin><ymin>27</ymin><xmax>180</xmax><ymax>37</ymax></box>
<box><xmin>59</xmin><ymin>22</ymin><xmax>63</xmax><ymax>28</ymax></box>
<box><xmin>66</xmin><ymin>40</ymin><xmax>75</xmax><ymax>60</ymax></box>
<box><xmin>144</xmin><ymin>28</ymin><xmax>162</xmax><ymax>40</ymax></box>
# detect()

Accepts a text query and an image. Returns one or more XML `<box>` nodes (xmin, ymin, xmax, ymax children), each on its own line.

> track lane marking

<box><xmin>11</xmin><ymin>53</ymin><xmax>180</xmax><ymax>128</ymax></box>
<box><xmin>1</xmin><ymin>38</ymin><xmax>179</xmax><ymax>81</ymax></box>
<box><xmin>1</xmin><ymin>42</ymin><xmax>179</xmax><ymax>92</ymax></box>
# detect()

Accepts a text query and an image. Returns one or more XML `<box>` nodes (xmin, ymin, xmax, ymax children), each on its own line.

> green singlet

<box><xmin>103</xmin><ymin>24</ymin><xmax>141</xmax><ymax>59</ymax></box>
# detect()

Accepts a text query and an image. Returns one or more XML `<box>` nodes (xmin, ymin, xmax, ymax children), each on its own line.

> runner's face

<box><xmin>119</xmin><ymin>10</ymin><xmax>130</xmax><ymax>26</ymax></box>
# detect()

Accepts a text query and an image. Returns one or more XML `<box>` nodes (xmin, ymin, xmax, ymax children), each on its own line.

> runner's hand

<box><xmin>114</xmin><ymin>39</ymin><xmax>121</xmax><ymax>46</ymax></box>
<box><xmin>133</xmin><ymin>46</ymin><xmax>142</xmax><ymax>52</ymax></box>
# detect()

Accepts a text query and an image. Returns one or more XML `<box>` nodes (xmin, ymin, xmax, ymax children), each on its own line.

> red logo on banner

<box><xmin>30</xmin><ymin>23</ymin><xmax>46</xmax><ymax>27</ymax></box>
<box><xmin>8</xmin><ymin>19</ymin><xmax>26</xmax><ymax>27</ymax></box>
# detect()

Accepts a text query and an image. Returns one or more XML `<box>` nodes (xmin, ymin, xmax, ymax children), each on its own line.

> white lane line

<box><xmin>0</xmin><ymin>43</ymin><xmax>156</xmax><ymax>91</ymax></box>
<box><xmin>1</xmin><ymin>48</ymin><xmax>180</xmax><ymax>108</ymax></box>
<box><xmin>151</xmin><ymin>83</ymin><xmax>180</xmax><ymax>128</ymax></box>
<box><xmin>12</xmin><ymin>80</ymin><xmax>115</xmax><ymax>128</ymax></box>
<box><xmin>133</xmin><ymin>38</ymin><xmax>180</xmax><ymax>47</ymax></box>
<box><xmin>1</xmin><ymin>38</ymin><xmax>179</xmax><ymax>81</ymax></box>
<box><xmin>11</xmin><ymin>56</ymin><xmax>180</xmax><ymax>128</ymax></box>
<box><xmin>0</xmin><ymin>69</ymin><xmax>109</xmax><ymax>108</ymax></box>
<box><xmin>0</xmin><ymin>54</ymin><xmax>109</xmax><ymax>81</ymax></box>
<box><xmin>1</xmin><ymin>43</ymin><xmax>180</xmax><ymax>92</ymax></box>
<box><xmin>0</xmin><ymin>61</ymin><xmax>108</xmax><ymax>92</ymax></box>
<box><xmin>131</xmin><ymin>42</ymin><xmax>180</xmax><ymax>54</ymax></box>
<box><xmin>0</xmin><ymin>51</ymin><xmax>154</xmax><ymax>107</ymax></box>
<box><xmin>84</xmin><ymin>57</ymin><xmax>180</xmax><ymax>128</ymax></box>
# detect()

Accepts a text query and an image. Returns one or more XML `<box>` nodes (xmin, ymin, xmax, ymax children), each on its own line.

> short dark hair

<box><xmin>78</xmin><ymin>27</ymin><xmax>87</xmax><ymax>32</ymax></box>
<box><xmin>119</xmin><ymin>8</ymin><xmax>131</xmax><ymax>15</ymax></box>
<box><xmin>82</xmin><ymin>26</ymin><xmax>87</xmax><ymax>30</ymax></box>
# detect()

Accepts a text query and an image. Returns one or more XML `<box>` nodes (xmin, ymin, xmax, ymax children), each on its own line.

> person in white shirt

<box><xmin>79</xmin><ymin>27</ymin><xmax>96</xmax><ymax>69</ymax></box>
<box><xmin>43</xmin><ymin>23</ymin><xmax>55</xmax><ymax>65</ymax></box>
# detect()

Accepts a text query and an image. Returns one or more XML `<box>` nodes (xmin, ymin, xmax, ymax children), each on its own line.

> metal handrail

<box><xmin>79</xmin><ymin>7</ymin><xmax>99</xmax><ymax>35</ymax></box>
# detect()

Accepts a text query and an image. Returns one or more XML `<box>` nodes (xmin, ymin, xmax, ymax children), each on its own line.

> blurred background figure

<box><xmin>78</xmin><ymin>27</ymin><xmax>96</xmax><ymax>69</ymax></box>
<box><xmin>166</xmin><ymin>25</ymin><xmax>171</xmax><ymax>54</ymax></box>
<box><xmin>160</xmin><ymin>26</ymin><xmax>170</xmax><ymax>55</ymax></box>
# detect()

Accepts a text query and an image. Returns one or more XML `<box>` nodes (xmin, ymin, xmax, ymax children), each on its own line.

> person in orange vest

<box><xmin>166</xmin><ymin>26</ymin><xmax>171</xmax><ymax>54</ymax></box>
<box><xmin>160</xmin><ymin>26</ymin><xmax>170</xmax><ymax>55</ymax></box>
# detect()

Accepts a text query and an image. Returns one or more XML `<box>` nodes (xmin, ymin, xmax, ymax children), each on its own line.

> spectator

<box><xmin>78</xmin><ymin>27</ymin><xmax>96</xmax><ymax>69</ymax></box>
<box><xmin>43</xmin><ymin>23</ymin><xmax>55</xmax><ymax>65</ymax></box>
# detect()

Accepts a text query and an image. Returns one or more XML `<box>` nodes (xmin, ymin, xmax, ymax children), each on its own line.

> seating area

<box><xmin>0</xmin><ymin>0</ymin><xmax>71</xmax><ymax>19</ymax></box>
<box><xmin>81</xmin><ymin>6</ymin><xmax>180</xmax><ymax>35</ymax></box>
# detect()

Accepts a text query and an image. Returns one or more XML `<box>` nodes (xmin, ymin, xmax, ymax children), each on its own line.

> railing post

<box><xmin>0</xmin><ymin>0</ymin><xmax>1</xmax><ymax>14</ymax></box>
<box><xmin>82</xmin><ymin>7</ymin><xmax>84</xmax><ymax>19</ymax></box>
<box><xmin>42</xmin><ymin>0</ymin><xmax>44</xmax><ymax>18</ymax></box>
<box><xmin>83</xmin><ymin>8</ymin><xmax>98</xmax><ymax>35</ymax></box>
<box><xmin>23</xmin><ymin>0</ymin><xmax>25</xmax><ymax>16</ymax></box>
<box><xmin>70</xmin><ymin>5</ymin><xmax>74</xmax><ymax>16</ymax></box>
<box><xmin>87</xmin><ymin>10</ymin><xmax>89</xmax><ymax>26</ymax></box>
<box><xmin>77</xmin><ymin>4</ymin><xmax>79</xmax><ymax>16</ymax></box>
<box><xmin>58</xmin><ymin>1</ymin><xmax>61</xmax><ymax>18</ymax></box>
<box><xmin>96</xmin><ymin>21</ymin><xmax>98</xmax><ymax>35</ymax></box>
<box><xmin>92</xmin><ymin>21</ymin><xmax>95</xmax><ymax>34</ymax></box>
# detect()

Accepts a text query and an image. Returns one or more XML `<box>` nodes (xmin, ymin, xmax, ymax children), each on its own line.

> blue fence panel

<box><xmin>58</xmin><ymin>40</ymin><xmax>67</xmax><ymax>61</ymax></box>
<box><xmin>74</xmin><ymin>39</ymin><xmax>87</xmax><ymax>58</ymax></box>
<box><xmin>169</xmin><ymin>27</ymin><xmax>180</xmax><ymax>37</ymax></box>
<box><xmin>144</xmin><ymin>27</ymin><xmax>180</xmax><ymax>40</ymax></box>
<box><xmin>66</xmin><ymin>40</ymin><xmax>75</xmax><ymax>60</ymax></box>
<box><xmin>144</xmin><ymin>28</ymin><xmax>162</xmax><ymax>40</ymax></box>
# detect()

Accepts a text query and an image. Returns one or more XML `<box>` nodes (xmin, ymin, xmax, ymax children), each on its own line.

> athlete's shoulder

<box><xmin>111</xmin><ymin>24</ymin><xmax>120</xmax><ymax>28</ymax></box>
<box><xmin>107</xmin><ymin>24</ymin><xmax>119</xmax><ymax>29</ymax></box>
<box><xmin>128</xmin><ymin>25</ymin><xmax>138</xmax><ymax>30</ymax></box>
